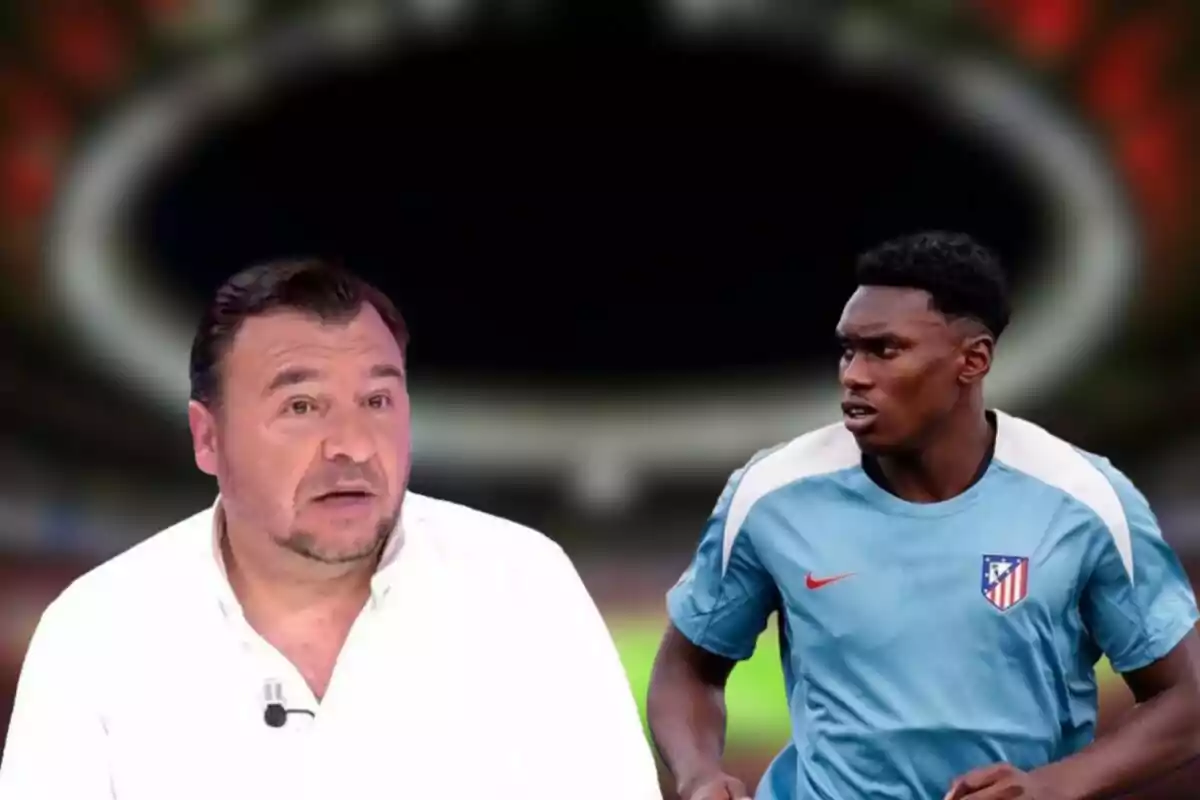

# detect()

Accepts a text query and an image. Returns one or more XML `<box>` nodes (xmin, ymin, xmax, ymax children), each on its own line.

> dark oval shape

<box><xmin>133</xmin><ymin>34</ymin><xmax>1047</xmax><ymax>390</ymax></box>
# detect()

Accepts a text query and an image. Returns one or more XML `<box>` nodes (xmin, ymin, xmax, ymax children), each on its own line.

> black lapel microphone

<box><xmin>262</xmin><ymin>680</ymin><xmax>317</xmax><ymax>728</ymax></box>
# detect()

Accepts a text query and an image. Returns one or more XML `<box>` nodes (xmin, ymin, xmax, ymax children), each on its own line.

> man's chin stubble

<box><xmin>276</xmin><ymin>515</ymin><xmax>398</xmax><ymax>565</ymax></box>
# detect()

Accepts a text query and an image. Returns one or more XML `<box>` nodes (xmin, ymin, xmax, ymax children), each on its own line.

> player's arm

<box><xmin>518</xmin><ymin>542</ymin><xmax>664</xmax><ymax>800</ymax></box>
<box><xmin>647</xmin><ymin>465</ymin><xmax>777</xmax><ymax>800</ymax></box>
<box><xmin>0</xmin><ymin>596</ymin><xmax>115</xmax><ymax>799</ymax></box>
<box><xmin>647</xmin><ymin>626</ymin><xmax>745</xmax><ymax>800</ymax></box>
<box><xmin>1031</xmin><ymin>464</ymin><xmax>1200</xmax><ymax>800</ymax></box>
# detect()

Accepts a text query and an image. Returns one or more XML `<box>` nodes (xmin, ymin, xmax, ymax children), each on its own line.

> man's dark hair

<box><xmin>189</xmin><ymin>258</ymin><xmax>409</xmax><ymax>406</ymax></box>
<box><xmin>855</xmin><ymin>231</ymin><xmax>1011</xmax><ymax>339</ymax></box>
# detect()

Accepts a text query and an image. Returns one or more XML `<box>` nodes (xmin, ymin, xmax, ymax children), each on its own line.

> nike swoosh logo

<box><xmin>805</xmin><ymin>572</ymin><xmax>854</xmax><ymax>590</ymax></box>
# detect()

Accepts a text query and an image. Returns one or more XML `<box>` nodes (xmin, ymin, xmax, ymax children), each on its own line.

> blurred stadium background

<box><xmin>1</xmin><ymin>0</ymin><xmax>1198</xmax><ymax>796</ymax></box>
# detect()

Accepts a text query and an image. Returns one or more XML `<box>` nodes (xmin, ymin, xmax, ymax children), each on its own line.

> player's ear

<box><xmin>188</xmin><ymin>399</ymin><xmax>220</xmax><ymax>477</ymax></box>
<box><xmin>957</xmin><ymin>333</ymin><xmax>993</xmax><ymax>386</ymax></box>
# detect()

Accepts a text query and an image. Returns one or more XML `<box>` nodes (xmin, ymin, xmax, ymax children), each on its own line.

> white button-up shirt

<box><xmin>0</xmin><ymin>492</ymin><xmax>662</xmax><ymax>799</ymax></box>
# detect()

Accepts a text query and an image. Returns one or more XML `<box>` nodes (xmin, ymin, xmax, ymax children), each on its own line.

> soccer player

<box><xmin>646</xmin><ymin>232</ymin><xmax>1200</xmax><ymax>800</ymax></box>
<box><xmin>0</xmin><ymin>260</ymin><xmax>662</xmax><ymax>799</ymax></box>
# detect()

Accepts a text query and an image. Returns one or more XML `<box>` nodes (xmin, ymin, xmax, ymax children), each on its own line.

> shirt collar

<box><xmin>207</xmin><ymin>495</ymin><xmax>409</xmax><ymax>615</ymax></box>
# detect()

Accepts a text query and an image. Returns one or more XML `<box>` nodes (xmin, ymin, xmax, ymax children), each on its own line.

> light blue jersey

<box><xmin>667</xmin><ymin>411</ymin><xmax>1199</xmax><ymax>800</ymax></box>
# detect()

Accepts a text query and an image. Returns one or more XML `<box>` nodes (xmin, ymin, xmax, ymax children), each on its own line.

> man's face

<box><xmin>188</xmin><ymin>305</ymin><xmax>411</xmax><ymax>565</ymax></box>
<box><xmin>836</xmin><ymin>286</ymin><xmax>990</xmax><ymax>454</ymax></box>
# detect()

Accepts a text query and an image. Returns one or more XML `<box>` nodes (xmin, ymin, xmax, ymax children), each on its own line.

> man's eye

<box><xmin>864</xmin><ymin>341</ymin><xmax>900</xmax><ymax>359</ymax></box>
<box><xmin>287</xmin><ymin>399</ymin><xmax>316</xmax><ymax>415</ymax></box>
<box><xmin>366</xmin><ymin>394</ymin><xmax>391</xmax><ymax>410</ymax></box>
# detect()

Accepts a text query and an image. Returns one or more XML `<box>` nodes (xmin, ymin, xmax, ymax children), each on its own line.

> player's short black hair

<box><xmin>855</xmin><ymin>231</ymin><xmax>1011</xmax><ymax>339</ymax></box>
<box><xmin>189</xmin><ymin>258</ymin><xmax>409</xmax><ymax>407</ymax></box>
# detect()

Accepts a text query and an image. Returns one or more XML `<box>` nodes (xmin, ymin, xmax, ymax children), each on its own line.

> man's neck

<box><xmin>874</xmin><ymin>406</ymin><xmax>995</xmax><ymax>504</ymax></box>
<box><xmin>219</xmin><ymin>527</ymin><xmax>375</xmax><ymax>624</ymax></box>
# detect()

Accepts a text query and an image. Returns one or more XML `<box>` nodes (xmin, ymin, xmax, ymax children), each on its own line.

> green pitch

<box><xmin>610</xmin><ymin>615</ymin><xmax>1120</xmax><ymax>749</ymax></box>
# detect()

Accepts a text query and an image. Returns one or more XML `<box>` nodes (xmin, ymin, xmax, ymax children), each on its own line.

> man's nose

<box><xmin>840</xmin><ymin>352</ymin><xmax>874</xmax><ymax>391</ymax></box>
<box><xmin>321</xmin><ymin>415</ymin><xmax>375</xmax><ymax>464</ymax></box>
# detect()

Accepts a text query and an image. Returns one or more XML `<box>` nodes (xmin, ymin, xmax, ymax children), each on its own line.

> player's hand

<box><xmin>944</xmin><ymin>763</ymin><xmax>1068</xmax><ymax>800</ymax></box>
<box><xmin>679</xmin><ymin>771</ymin><xmax>751</xmax><ymax>800</ymax></box>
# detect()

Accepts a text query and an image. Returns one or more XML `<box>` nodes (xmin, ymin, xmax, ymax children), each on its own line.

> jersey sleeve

<box><xmin>1080</xmin><ymin>458</ymin><xmax>1200</xmax><ymax>674</ymax></box>
<box><xmin>666</xmin><ymin>461</ymin><xmax>778</xmax><ymax>661</ymax></box>
<box><xmin>0</xmin><ymin>594</ymin><xmax>114</xmax><ymax>799</ymax></box>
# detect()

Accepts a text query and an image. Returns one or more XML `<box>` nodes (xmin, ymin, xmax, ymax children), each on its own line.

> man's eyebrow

<box><xmin>836</xmin><ymin>330</ymin><xmax>914</xmax><ymax>347</ymax></box>
<box><xmin>369</xmin><ymin>363</ymin><xmax>405</xmax><ymax>381</ymax></box>
<box><xmin>836</xmin><ymin>328</ymin><xmax>895</xmax><ymax>340</ymax></box>
<box><xmin>264</xmin><ymin>367</ymin><xmax>321</xmax><ymax>396</ymax></box>
<box><xmin>263</xmin><ymin>363</ymin><xmax>404</xmax><ymax>396</ymax></box>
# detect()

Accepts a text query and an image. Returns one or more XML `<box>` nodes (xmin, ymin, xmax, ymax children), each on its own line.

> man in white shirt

<box><xmin>0</xmin><ymin>259</ymin><xmax>662</xmax><ymax>800</ymax></box>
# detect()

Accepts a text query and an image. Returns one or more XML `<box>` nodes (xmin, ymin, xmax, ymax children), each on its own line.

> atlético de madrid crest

<box><xmin>981</xmin><ymin>554</ymin><xmax>1029</xmax><ymax>611</ymax></box>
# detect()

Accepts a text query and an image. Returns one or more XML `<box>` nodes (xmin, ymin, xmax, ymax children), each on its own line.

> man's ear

<box><xmin>958</xmin><ymin>333</ymin><xmax>994</xmax><ymax>386</ymax></box>
<box><xmin>188</xmin><ymin>400</ymin><xmax>219</xmax><ymax>477</ymax></box>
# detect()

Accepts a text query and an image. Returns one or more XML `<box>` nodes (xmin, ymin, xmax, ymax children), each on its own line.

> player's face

<box><xmin>189</xmin><ymin>306</ymin><xmax>411</xmax><ymax>565</ymax></box>
<box><xmin>836</xmin><ymin>286</ymin><xmax>984</xmax><ymax>454</ymax></box>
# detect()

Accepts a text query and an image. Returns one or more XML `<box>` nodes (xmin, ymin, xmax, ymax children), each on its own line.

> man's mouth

<box><xmin>313</xmin><ymin>489</ymin><xmax>375</xmax><ymax>504</ymax></box>
<box><xmin>841</xmin><ymin>399</ymin><xmax>876</xmax><ymax>417</ymax></box>
<box><xmin>841</xmin><ymin>400</ymin><xmax>878</xmax><ymax>432</ymax></box>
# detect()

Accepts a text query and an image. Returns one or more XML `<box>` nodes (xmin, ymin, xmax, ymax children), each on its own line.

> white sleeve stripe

<box><xmin>993</xmin><ymin>412</ymin><xmax>1134</xmax><ymax>582</ymax></box>
<box><xmin>721</xmin><ymin>425</ymin><xmax>861</xmax><ymax>574</ymax></box>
